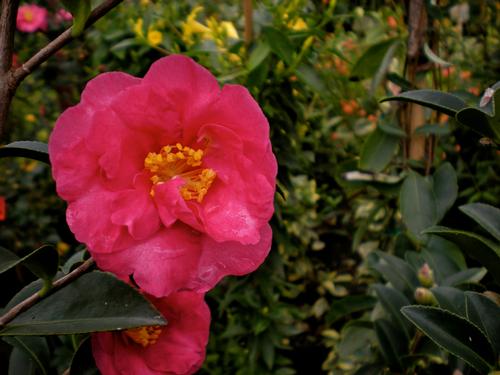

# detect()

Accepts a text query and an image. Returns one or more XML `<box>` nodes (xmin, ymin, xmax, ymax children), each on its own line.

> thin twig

<box><xmin>0</xmin><ymin>258</ymin><xmax>95</xmax><ymax>328</ymax></box>
<box><xmin>0</xmin><ymin>0</ymin><xmax>123</xmax><ymax>140</ymax></box>
<box><xmin>11</xmin><ymin>0</ymin><xmax>124</xmax><ymax>86</ymax></box>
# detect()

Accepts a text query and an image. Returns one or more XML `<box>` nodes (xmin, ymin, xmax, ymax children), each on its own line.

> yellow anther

<box><xmin>124</xmin><ymin>325</ymin><xmax>162</xmax><ymax>348</ymax></box>
<box><xmin>144</xmin><ymin>143</ymin><xmax>216</xmax><ymax>202</ymax></box>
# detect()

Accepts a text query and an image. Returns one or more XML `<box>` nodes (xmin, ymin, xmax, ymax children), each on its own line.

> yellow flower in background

<box><xmin>140</xmin><ymin>0</ymin><xmax>150</xmax><ymax>5</ymax></box>
<box><xmin>181</xmin><ymin>6</ymin><xmax>210</xmax><ymax>45</ymax></box>
<box><xmin>25</xmin><ymin>113</ymin><xmax>36</xmax><ymax>123</ymax></box>
<box><xmin>56</xmin><ymin>241</ymin><xmax>70</xmax><ymax>256</ymax></box>
<box><xmin>147</xmin><ymin>28</ymin><xmax>163</xmax><ymax>46</ymax></box>
<box><xmin>133</xmin><ymin>18</ymin><xmax>144</xmax><ymax>37</ymax></box>
<box><xmin>220</xmin><ymin>21</ymin><xmax>238</xmax><ymax>39</ymax></box>
<box><xmin>289</xmin><ymin>17</ymin><xmax>308</xmax><ymax>31</ymax></box>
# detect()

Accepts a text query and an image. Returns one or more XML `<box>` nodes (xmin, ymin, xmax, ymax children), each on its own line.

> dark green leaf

<box><xmin>296</xmin><ymin>64</ymin><xmax>326</xmax><ymax>93</ymax></box>
<box><xmin>262</xmin><ymin>27</ymin><xmax>294</xmax><ymax>65</ymax></box>
<box><xmin>401</xmin><ymin>306</ymin><xmax>495</xmax><ymax>373</ymax></box>
<box><xmin>455</xmin><ymin>107</ymin><xmax>498</xmax><ymax>141</ymax></box>
<box><xmin>441</xmin><ymin>268</ymin><xmax>487</xmax><ymax>287</ymax></box>
<box><xmin>22</xmin><ymin>245</ymin><xmax>58</xmax><ymax>284</ymax></box>
<box><xmin>8</xmin><ymin>346</ymin><xmax>36</xmax><ymax>375</ymax></box>
<box><xmin>247</xmin><ymin>42</ymin><xmax>271</xmax><ymax>72</ymax></box>
<box><xmin>370</xmin><ymin>41</ymin><xmax>402</xmax><ymax>95</ymax></box>
<box><xmin>69</xmin><ymin>337</ymin><xmax>99</xmax><ymax>375</ymax></box>
<box><xmin>353</xmin><ymin>364</ymin><xmax>385</xmax><ymax>375</ymax></box>
<box><xmin>326</xmin><ymin>295</ymin><xmax>376</xmax><ymax>324</ymax></box>
<box><xmin>0</xmin><ymin>141</ymin><xmax>49</xmax><ymax>164</ymax></box>
<box><xmin>0</xmin><ymin>245</ymin><xmax>58</xmax><ymax>284</ymax></box>
<box><xmin>372</xmin><ymin>284</ymin><xmax>413</xmax><ymax>340</ymax></box>
<box><xmin>431</xmin><ymin>287</ymin><xmax>466</xmax><ymax>316</ymax></box>
<box><xmin>432</xmin><ymin>162</ymin><xmax>458</xmax><ymax>222</ymax></box>
<box><xmin>465</xmin><ymin>292</ymin><xmax>500</xmax><ymax>355</ymax></box>
<box><xmin>459</xmin><ymin>203</ymin><xmax>500</xmax><ymax>242</ymax></box>
<box><xmin>380</xmin><ymin>90</ymin><xmax>468</xmax><ymax>117</ymax></box>
<box><xmin>62</xmin><ymin>0</ymin><xmax>91</xmax><ymax>36</ymax></box>
<box><xmin>386</xmin><ymin>73</ymin><xmax>415</xmax><ymax>91</ymax></box>
<box><xmin>400</xmin><ymin>171</ymin><xmax>437</xmax><ymax>237</ymax></box>
<box><xmin>423</xmin><ymin>226</ymin><xmax>500</xmax><ymax>284</ymax></box>
<box><xmin>4</xmin><ymin>336</ymin><xmax>49</xmax><ymax>375</ymax></box>
<box><xmin>372</xmin><ymin>251</ymin><xmax>419</xmax><ymax>296</ymax></box>
<box><xmin>351</xmin><ymin>38</ymin><xmax>400</xmax><ymax>80</ymax></box>
<box><xmin>374</xmin><ymin>319</ymin><xmax>406</xmax><ymax>371</ymax></box>
<box><xmin>0</xmin><ymin>271</ymin><xmax>166</xmax><ymax>336</ymax></box>
<box><xmin>377</xmin><ymin>121</ymin><xmax>407</xmax><ymax>137</ymax></box>
<box><xmin>0</xmin><ymin>246</ymin><xmax>22</xmax><ymax>274</ymax></box>
<box><xmin>359</xmin><ymin>128</ymin><xmax>399</xmax><ymax>173</ymax></box>
<box><xmin>415</xmin><ymin>123</ymin><xmax>451</xmax><ymax>135</ymax></box>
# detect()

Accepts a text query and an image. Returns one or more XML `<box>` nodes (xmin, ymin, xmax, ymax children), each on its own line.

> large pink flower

<box><xmin>49</xmin><ymin>55</ymin><xmax>277</xmax><ymax>296</ymax></box>
<box><xmin>92</xmin><ymin>291</ymin><xmax>210</xmax><ymax>375</ymax></box>
<box><xmin>16</xmin><ymin>4</ymin><xmax>48</xmax><ymax>33</ymax></box>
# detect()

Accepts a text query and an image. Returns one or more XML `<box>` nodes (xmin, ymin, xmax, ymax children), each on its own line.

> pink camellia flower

<box><xmin>55</xmin><ymin>8</ymin><xmax>73</xmax><ymax>24</ymax></box>
<box><xmin>92</xmin><ymin>291</ymin><xmax>210</xmax><ymax>375</ymax></box>
<box><xmin>49</xmin><ymin>55</ymin><xmax>277</xmax><ymax>297</ymax></box>
<box><xmin>16</xmin><ymin>4</ymin><xmax>48</xmax><ymax>33</ymax></box>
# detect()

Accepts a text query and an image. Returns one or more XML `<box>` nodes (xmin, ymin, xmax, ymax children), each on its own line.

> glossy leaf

<box><xmin>423</xmin><ymin>226</ymin><xmax>500</xmax><ymax>284</ymax></box>
<box><xmin>374</xmin><ymin>319</ymin><xmax>406</xmax><ymax>371</ymax></box>
<box><xmin>455</xmin><ymin>107</ymin><xmax>498</xmax><ymax>141</ymax></box>
<box><xmin>465</xmin><ymin>292</ymin><xmax>500</xmax><ymax>355</ymax></box>
<box><xmin>377</xmin><ymin>121</ymin><xmax>407</xmax><ymax>137</ymax></box>
<box><xmin>441</xmin><ymin>268</ymin><xmax>487</xmax><ymax>287</ymax></box>
<box><xmin>372</xmin><ymin>284</ymin><xmax>413</xmax><ymax>340</ymax></box>
<box><xmin>62</xmin><ymin>0</ymin><xmax>91</xmax><ymax>36</ymax></box>
<box><xmin>423</xmin><ymin>43</ymin><xmax>452</xmax><ymax>67</ymax></box>
<box><xmin>381</xmin><ymin>90</ymin><xmax>468</xmax><ymax>117</ymax></box>
<box><xmin>359</xmin><ymin>127</ymin><xmax>399</xmax><ymax>173</ymax></box>
<box><xmin>351</xmin><ymin>38</ymin><xmax>400</xmax><ymax>80</ymax></box>
<box><xmin>400</xmin><ymin>171</ymin><xmax>437</xmax><ymax>237</ymax></box>
<box><xmin>8</xmin><ymin>346</ymin><xmax>36</xmax><ymax>375</ymax></box>
<box><xmin>372</xmin><ymin>251</ymin><xmax>419</xmax><ymax>296</ymax></box>
<box><xmin>326</xmin><ymin>295</ymin><xmax>376</xmax><ymax>324</ymax></box>
<box><xmin>262</xmin><ymin>27</ymin><xmax>294</xmax><ymax>65</ymax></box>
<box><xmin>459</xmin><ymin>202</ymin><xmax>500</xmax><ymax>242</ymax></box>
<box><xmin>401</xmin><ymin>306</ymin><xmax>495</xmax><ymax>373</ymax></box>
<box><xmin>0</xmin><ymin>271</ymin><xmax>166</xmax><ymax>336</ymax></box>
<box><xmin>69</xmin><ymin>337</ymin><xmax>99</xmax><ymax>375</ymax></box>
<box><xmin>432</xmin><ymin>163</ymin><xmax>458</xmax><ymax>222</ymax></box>
<box><xmin>296</xmin><ymin>64</ymin><xmax>326</xmax><ymax>93</ymax></box>
<box><xmin>431</xmin><ymin>286</ymin><xmax>466</xmax><ymax>316</ymax></box>
<box><xmin>0</xmin><ymin>141</ymin><xmax>49</xmax><ymax>164</ymax></box>
<box><xmin>414</xmin><ymin>123</ymin><xmax>451</xmax><ymax>135</ymax></box>
<box><xmin>3</xmin><ymin>336</ymin><xmax>49</xmax><ymax>375</ymax></box>
<box><xmin>247</xmin><ymin>42</ymin><xmax>271</xmax><ymax>72</ymax></box>
<box><xmin>0</xmin><ymin>246</ymin><xmax>58</xmax><ymax>283</ymax></box>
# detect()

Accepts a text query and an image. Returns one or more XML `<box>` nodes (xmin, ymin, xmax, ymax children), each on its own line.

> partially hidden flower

<box><xmin>16</xmin><ymin>4</ymin><xmax>48</xmax><ymax>33</ymax></box>
<box><xmin>55</xmin><ymin>9</ymin><xmax>73</xmax><ymax>24</ymax></box>
<box><xmin>0</xmin><ymin>196</ymin><xmax>6</xmax><ymax>221</ymax></box>
<box><xmin>49</xmin><ymin>55</ymin><xmax>277</xmax><ymax>297</ymax></box>
<box><xmin>92</xmin><ymin>291</ymin><xmax>210</xmax><ymax>375</ymax></box>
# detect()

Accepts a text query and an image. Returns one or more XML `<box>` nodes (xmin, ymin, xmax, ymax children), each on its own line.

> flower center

<box><xmin>124</xmin><ymin>325</ymin><xmax>162</xmax><ymax>348</ymax></box>
<box><xmin>23</xmin><ymin>10</ymin><xmax>34</xmax><ymax>22</ymax></box>
<box><xmin>144</xmin><ymin>143</ymin><xmax>216</xmax><ymax>202</ymax></box>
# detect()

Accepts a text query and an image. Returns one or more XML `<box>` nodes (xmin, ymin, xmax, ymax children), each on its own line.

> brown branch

<box><xmin>243</xmin><ymin>0</ymin><xmax>253</xmax><ymax>47</ymax></box>
<box><xmin>0</xmin><ymin>258</ymin><xmax>95</xmax><ymax>328</ymax></box>
<box><xmin>0</xmin><ymin>0</ymin><xmax>124</xmax><ymax>141</ymax></box>
<box><xmin>0</xmin><ymin>0</ymin><xmax>19</xmax><ymax>141</ymax></box>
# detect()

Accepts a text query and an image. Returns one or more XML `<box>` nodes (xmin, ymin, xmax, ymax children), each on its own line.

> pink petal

<box><xmin>188</xmin><ymin>224</ymin><xmax>273</xmax><ymax>291</ymax></box>
<box><xmin>82</xmin><ymin>72</ymin><xmax>141</xmax><ymax>110</ymax></box>
<box><xmin>92</xmin><ymin>225</ymin><xmax>202</xmax><ymax>297</ymax></box>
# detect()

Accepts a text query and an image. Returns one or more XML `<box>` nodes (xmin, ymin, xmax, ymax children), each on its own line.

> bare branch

<box><xmin>0</xmin><ymin>258</ymin><xmax>95</xmax><ymax>328</ymax></box>
<box><xmin>0</xmin><ymin>0</ymin><xmax>123</xmax><ymax>141</ymax></box>
<box><xmin>11</xmin><ymin>0</ymin><xmax>124</xmax><ymax>86</ymax></box>
<box><xmin>243</xmin><ymin>0</ymin><xmax>253</xmax><ymax>47</ymax></box>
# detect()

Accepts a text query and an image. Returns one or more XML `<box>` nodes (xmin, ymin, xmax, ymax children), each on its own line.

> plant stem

<box><xmin>243</xmin><ymin>0</ymin><xmax>253</xmax><ymax>47</ymax></box>
<box><xmin>0</xmin><ymin>258</ymin><xmax>95</xmax><ymax>328</ymax></box>
<box><xmin>0</xmin><ymin>0</ymin><xmax>19</xmax><ymax>142</ymax></box>
<box><xmin>0</xmin><ymin>0</ymin><xmax>124</xmax><ymax>141</ymax></box>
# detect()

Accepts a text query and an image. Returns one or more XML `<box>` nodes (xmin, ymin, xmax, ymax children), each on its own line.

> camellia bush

<box><xmin>0</xmin><ymin>0</ymin><xmax>499</xmax><ymax>374</ymax></box>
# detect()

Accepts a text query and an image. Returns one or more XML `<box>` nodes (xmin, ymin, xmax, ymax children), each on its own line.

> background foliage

<box><xmin>1</xmin><ymin>0</ymin><xmax>499</xmax><ymax>374</ymax></box>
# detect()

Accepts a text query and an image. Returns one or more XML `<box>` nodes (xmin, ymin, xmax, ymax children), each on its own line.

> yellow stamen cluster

<box><xmin>144</xmin><ymin>143</ymin><xmax>216</xmax><ymax>202</ymax></box>
<box><xmin>124</xmin><ymin>325</ymin><xmax>162</xmax><ymax>348</ymax></box>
